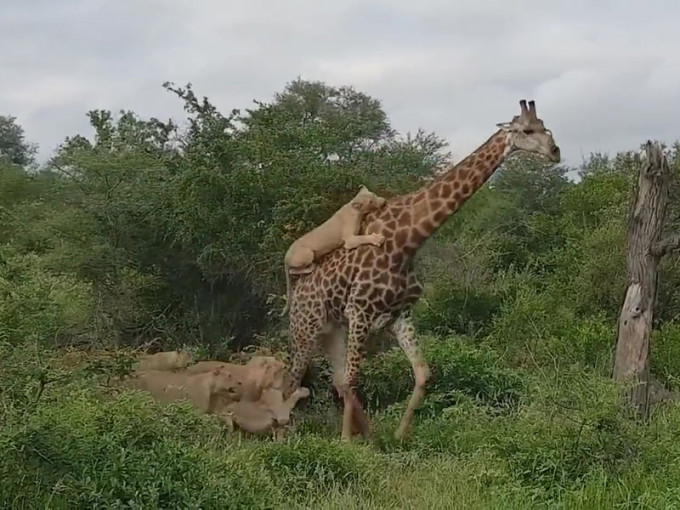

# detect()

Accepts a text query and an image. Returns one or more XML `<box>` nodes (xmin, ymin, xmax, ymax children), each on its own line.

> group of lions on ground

<box><xmin>125</xmin><ymin>349</ymin><xmax>309</xmax><ymax>439</ymax></box>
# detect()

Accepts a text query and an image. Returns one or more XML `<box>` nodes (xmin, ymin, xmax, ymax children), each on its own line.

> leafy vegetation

<box><xmin>2</xmin><ymin>78</ymin><xmax>680</xmax><ymax>508</ymax></box>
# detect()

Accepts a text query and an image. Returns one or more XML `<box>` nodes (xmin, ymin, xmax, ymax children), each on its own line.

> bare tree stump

<box><xmin>613</xmin><ymin>141</ymin><xmax>673</xmax><ymax>418</ymax></box>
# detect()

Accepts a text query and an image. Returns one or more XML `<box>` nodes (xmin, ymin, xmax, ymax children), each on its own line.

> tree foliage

<box><xmin>0</xmin><ymin>115</ymin><xmax>37</xmax><ymax>166</ymax></box>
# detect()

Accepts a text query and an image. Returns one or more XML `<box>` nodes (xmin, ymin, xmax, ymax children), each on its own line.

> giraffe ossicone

<box><xmin>285</xmin><ymin>99</ymin><xmax>561</xmax><ymax>441</ymax></box>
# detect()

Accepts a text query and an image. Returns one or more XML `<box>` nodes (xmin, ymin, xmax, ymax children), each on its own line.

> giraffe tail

<box><xmin>280</xmin><ymin>265</ymin><xmax>292</xmax><ymax>317</ymax></box>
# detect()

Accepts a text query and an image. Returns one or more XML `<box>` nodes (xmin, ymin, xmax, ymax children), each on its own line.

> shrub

<box><xmin>359</xmin><ymin>335</ymin><xmax>523</xmax><ymax>412</ymax></box>
<box><xmin>0</xmin><ymin>384</ymin><xmax>284</xmax><ymax>509</ymax></box>
<box><xmin>0</xmin><ymin>249</ymin><xmax>92</xmax><ymax>346</ymax></box>
<box><xmin>651</xmin><ymin>320</ymin><xmax>680</xmax><ymax>390</ymax></box>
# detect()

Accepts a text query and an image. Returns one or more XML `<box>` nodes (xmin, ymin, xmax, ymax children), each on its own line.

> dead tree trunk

<box><xmin>613</xmin><ymin>141</ymin><xmax>677</xmax><ymax>417</ymax></box>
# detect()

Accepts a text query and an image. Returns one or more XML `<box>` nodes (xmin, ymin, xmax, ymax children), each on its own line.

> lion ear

<box><xmin>351</xmin><ymin>201</ymin><xmax>363</xmax><ymax>210</ymax></box>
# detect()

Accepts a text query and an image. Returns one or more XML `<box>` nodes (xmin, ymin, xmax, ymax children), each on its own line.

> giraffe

<box><xmin>285</xmin><ymin>99</ymin><xmax>561</xmax><ymax>441</ymax></box>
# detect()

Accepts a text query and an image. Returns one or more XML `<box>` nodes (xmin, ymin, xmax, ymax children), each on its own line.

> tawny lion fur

<box><xmin>281</xmin><ymin>186</ymin><xmax>386</xmax><ymax>315</ymax></box>
<box><xmin>136</xmin><ymin>349</ymin><xmax>194</xmax><ymax>372</ymax></box>
<box><xmin>128</xmin><ymin>367</ymin><xmax>241</xmax><ymax>413</ymax></box>
<box><xmin>183</xmin><ymin>356</ymin><xmax>287</xmax><ymax>401</ymax></box>
<box><xmin>219</xmin><ymin>387</ymin><xmax>310</xmax><ymax>438</ymax></box>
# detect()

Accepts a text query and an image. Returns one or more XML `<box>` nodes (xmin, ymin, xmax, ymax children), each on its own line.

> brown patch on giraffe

<box><xmin>403</xmin><ymin>244</ymin><xmax>417</xmax><ymax>258</ymax></box>
<box><xmin>412</xmin><ymin>192</ymin><xmax>426</xmax><ymax>204</ymax></box>
<box><xmin>411</xmin><ymin>228</ymin><xmax>426</xmax><ymax>245</ymax></box>
<box><xmin>433</xmin><ymin>209</ymin><xmax>447</xmax><ymax>224</ymax></box>
<box><xmin>376</xmin><ymin>255</ymin><xmax>389</xmax><ymax>270</ymax></box>
<box><xmin>394</xmin><ymin>228</ymin><xmax>409</xmax><ymax>246</ymax></box>
<box><xmin>391</xmin><ymin>253</ymin><xmax>404</xmax><ymax>268</ymax></box>
<box><xmin>354</xmin><ymin>298</ymin><xmax>368</xmax><ymax>309</ymax></box>
<box><xmin>439</xmin><ymin>183</ymin><xmax>453</xmax><ymax>198</ymax></box>
<box><xmin>412</xmin><ymin>200</ymin><xmax>429</xmax><ymax>223</ymax></box>
<box><xmin>384</xmin><ymin>220</ymin><xmax>397</xmax><ymax>231</ymax></box>
<box><xmin>384</xmin><ymin>240</ymin><xmax>394</xmax><ymax>253</ymax></box>
<box><xmin>332</xmin><ymin>296</ymin><xmax>342</xmax><ymax>309</ymax></box>
<box><xmin>429</xmin><ymin>199</ymin><xmax>443</xmax><ymax>211</ymax></box>
<box><xmin>427</xmin><ymin>184</ymin><xmax>442</xmax><ymax>199</ymax></box>
<box><xmin>361</xmin><ymin>250</ymin><xmax>376</xmax><ymax>266</ymax></box>
<box><xmin>458</xmin><ymin>168</ymin><xmax>469</xmax><ymax>180</ymax></box>
<box><xmin>461</xmin><ymin>183</ymin><xmax>471</xmax><ymax>196</ymax></box>
<box><xmin>397</xmin><ymin>210</ymin><xmax>412</xmax><ymax>226</ymax></box>
<box><xmin>372</xmin><ymin>270</ymin><xmax>390</xmax><ymax>285</ymax></box>
<box><xmin>419</xmin><ymin>218</ymin><xmax>435</xmax><ymax>233</ymax></box>
<box><xmin>384</xmin><ymin>289</ymin><xmax>396</xmax><ymax>305</ymax></box>
<box><xmin>445</xmin><ymin>198</ymin><xmax>457</xmax><ymax>210</ymax></box>
<box><xmin>452</xmin><ymin>180</ymin><xmax>461</xmax><ymax>190</ymax></box>
<box><xmin>357</xmin><ymin>283</ymin><xmax>372</xmax><ymax>296</ymax></box>
<box><xmin>358</xmin><ymin>269</ymin><xmax>370</xmax><ymax>280</ymax></box>
<box><xmin>368</xmin><ymin>288</ymin><xmax>382</xmax><ymax>301</ymax></box>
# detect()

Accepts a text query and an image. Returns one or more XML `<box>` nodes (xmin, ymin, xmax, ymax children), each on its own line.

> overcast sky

<box><xmin>2</xmin><ymin>0</ymin><xmax>679</xmax><ymax>169</ymax></box>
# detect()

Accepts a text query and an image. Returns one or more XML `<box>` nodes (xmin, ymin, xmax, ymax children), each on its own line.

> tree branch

<box><xmin>652</xmin><ymin>234</ymin><xmax>680</xmax><ymax>257</ymax></box>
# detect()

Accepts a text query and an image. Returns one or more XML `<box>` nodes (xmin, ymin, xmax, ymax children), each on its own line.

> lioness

<box><xmin>219</xmin><ymin>387</ymin><xmax>310</xmax><ymax>439</ymax></box>
<box><xmin>281</xmin><ymin>185</ymin><xmax>387</xmax><ymax>315</ymax></box>
<box><xmin>137</xmin><ymin>349</ymin><xmax>194</xmax><ymax>372</ymax></box>
<box><xmin>129</xmin><ymin>367</ymin><xmax>241</xmax><ymax>413</ymax></box>
<box><xmin>183</xmin><ymin>356</ymin><xmax>287</xmax><ymax>402</ymax></box>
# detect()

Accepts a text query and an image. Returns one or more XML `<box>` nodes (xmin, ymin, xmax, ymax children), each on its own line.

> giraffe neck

<box><xmin>365</xmin><ymin>129</ymin><xmax>511</xmax><ymax>263</ymax></box>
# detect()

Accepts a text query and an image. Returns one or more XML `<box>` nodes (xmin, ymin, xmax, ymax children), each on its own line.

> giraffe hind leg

<box><xmin>338</xmin><ymin>313</ymin><xmax>372</xmax><ymax>441</ymax></box>
<box><xmin>286</xmin><ymin>302</ymin><xmax>325</xmax><ymax>398</ymax></box>
<box><xmin>391</xmin><ymin>311</ymin><xmax>430</xmax><ymax>440</ymax></box>
<box><xmin>320</xmin><ymin>324</ymin><xmax>366</xmax><ymax>438</ymax></box>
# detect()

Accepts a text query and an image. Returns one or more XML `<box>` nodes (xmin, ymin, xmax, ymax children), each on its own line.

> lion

<box><xmin>182</xmin><ymin>356</ymin><xmax>287</xmax><ymax>403</ymax></box>
<box><xmin>219</xmin><ymin>387</ymin><xmax>310</xmax><ymax>439</ymax></box>
<box><xmin>281</xmin><ymin>185</ymin><xmax>387</xmax><ymax>315</ymax></box>
<box><xmin>128</xmin><ymin>367</ymin><xmax>242</xmax><ymax>414</ymax></box>
<box><xmin>136</xmin><ymin>349</ymin><xmax>194</xmax><ymax>372</ymax></box>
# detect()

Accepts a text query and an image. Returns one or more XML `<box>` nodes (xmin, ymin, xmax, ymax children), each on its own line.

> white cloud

<box><xmin>1</xmin><ymin>0</ymin><xmax>679</xmax><ymax>168</ymax></box>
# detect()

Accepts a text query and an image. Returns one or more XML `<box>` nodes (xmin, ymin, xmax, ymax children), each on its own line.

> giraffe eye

<box><xmin>523</xmin><ymin>129</ymin><xmax>534</xmax><ymax>135</ymax></box>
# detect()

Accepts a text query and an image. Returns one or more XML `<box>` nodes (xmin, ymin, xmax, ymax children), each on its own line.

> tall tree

<box><xmin>0</xmin><ymin>116</ymin><xmax>36</xmax><ymax>166</ymax></box>
<box><xmin>613</xmin><ymin>141</ymin><xmax>680</xmax><ymax>417</ymax></box>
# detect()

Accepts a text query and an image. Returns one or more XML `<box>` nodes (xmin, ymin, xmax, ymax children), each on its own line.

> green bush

<box><xmin>651</xmin><ymin>321</ymin><xmax>680</xmax><ymax>390</ymax></box>
<box><xmin>359</xmin><ymin>335</ymin><xmax>523</xmax><ymax>412</ymax></box>
<box><xmin>0</xmin><ymin>249</ymin><xmax>92</xmax><ymax>346</ymax></box>
<box><xmin>0</xmin><ymin>385</ymin><xmax>284</xmax><ymax>509</ymax></box>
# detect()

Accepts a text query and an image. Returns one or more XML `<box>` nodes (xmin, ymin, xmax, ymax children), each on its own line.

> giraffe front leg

<box><xmin>391</xmin><ymin>311</ymin><xmax>430</xmax><ymax>440</ymax></box>
<box><xmin>340</xmin><ymin>316</ymin><xmax>371</xmax><ymax>441</ymax></box>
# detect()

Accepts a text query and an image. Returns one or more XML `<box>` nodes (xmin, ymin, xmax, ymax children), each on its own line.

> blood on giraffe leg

<box><xmin>391</xmin><ymin>312</ymin><xmax>430</xmax><ymax>440</ymax></box>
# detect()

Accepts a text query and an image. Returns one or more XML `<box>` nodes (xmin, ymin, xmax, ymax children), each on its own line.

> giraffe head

<box><xmin>349</xmin><ymin>185</ymin><xmax>387</xmax><ymax>213</ymax></box>
<box><xmin>497</xmin><ymin>100</ymin><xmax>560</xmax><ymax>163</ymax></box>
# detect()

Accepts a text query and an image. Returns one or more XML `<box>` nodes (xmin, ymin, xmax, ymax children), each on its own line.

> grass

<box><xmin>3</xmin><ymin>338</ymin><xmax>680</xmax><ymax>509</ymax></box>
